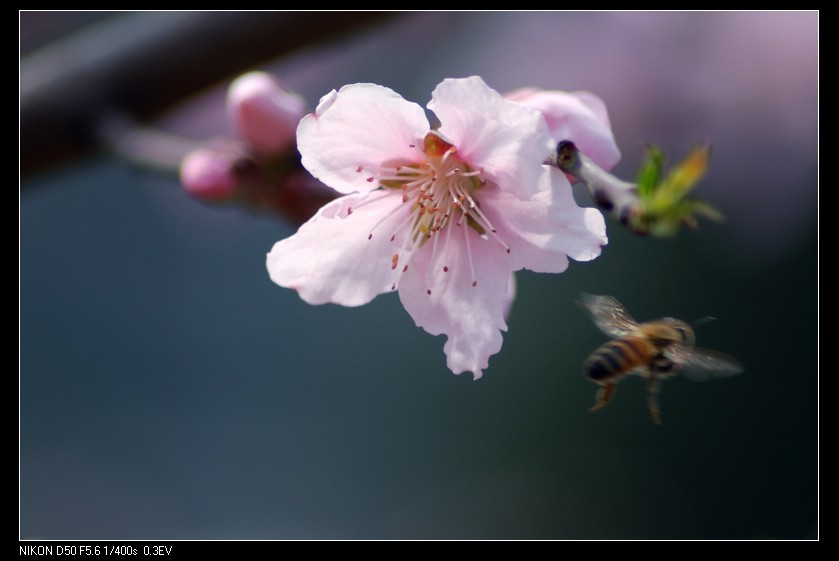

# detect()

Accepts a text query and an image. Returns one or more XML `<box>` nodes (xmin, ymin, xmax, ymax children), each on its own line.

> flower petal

<box><xmin>267</xmin><ymin>191</ymin><xmax>411</xmax><ymax>306</ymax></box>
<box><xmin>505</xmin><ymin>87</ymin><xmax>621</xmax><ymax>172</ymax></box>
<box><xmin>482</xmin><ymin>166</ymin><xmax>608</xmax><ymax>273</ymax></box>
<box><xmin>429</xmin><ymin>77</ymin><xmax>552</xmax><ymax>198</ymax></box>
<box><xmin>398</xmin><ymin>224</ymin><xmax>514</xmax><ymax>379</ymax></box>
<box><xmin>297</xmin><ymin>84</ymin><xmax>430</xmax><ymax>195</ymax></box>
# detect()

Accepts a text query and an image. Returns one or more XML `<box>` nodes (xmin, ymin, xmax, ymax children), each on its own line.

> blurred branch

<box><xmin>97</xmin><ymin>112</ymin><xmax>201</xmax><ymax>174</ymax></box>
<box><xmin>20</xmin><ymin>11</ymin><xmax>397</xmax><ymax>180</ymax></box>
<box><xmin>553</xmin><ymin>140</ymin><xmax>722</xmax><ymax>237</ymax></box>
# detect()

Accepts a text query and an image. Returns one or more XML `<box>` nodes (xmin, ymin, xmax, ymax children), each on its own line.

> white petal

<box><xmin>297</xmin><ymin>83</ymin><xmax>430</xmax><ymax>195</ymax></box>
<box><xmin>429</xmin><ymin>77</ymin><xmax>552</xmax><ymax>198</ymax></box>
<box><xmin>482</xmin><ymin>166</ymin><xmax>608</xmax><ymax>273</ymax></box>
<box><xmin>398</xmin><ymin>224</ymin><xmax>514</xmax><ymax>379</ymax></box>
<box><xmin>266</xmin><ymin>191</ymin><xmax>412</xmax><ymax>307</ymax></box>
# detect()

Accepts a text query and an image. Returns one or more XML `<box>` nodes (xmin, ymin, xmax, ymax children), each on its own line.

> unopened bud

<box><xmin>179</xmin><ymin>146</ymin><xmax>241</xmax><ymax>202</ymax></box>
<box><xmin>227</xmin><ymin>71</ymin><xmax>306</xmax><ymax>156</ymax></box>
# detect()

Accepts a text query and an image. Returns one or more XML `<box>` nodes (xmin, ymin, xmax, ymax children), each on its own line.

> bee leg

<box><xmin>589</xmin><ymin>382</ymin><xmax>616</xmax><ymax>413</ymax></box>
<box><xmin>646</xmin><ymin>377</ymin><xmax>662</xmax><ymax>425</ymax></box>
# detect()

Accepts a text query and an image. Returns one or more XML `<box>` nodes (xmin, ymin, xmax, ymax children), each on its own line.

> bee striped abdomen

<box><xmin>584</xmin><ymin>336</ymin><xmax>652</xmax><ymax>382</ymax></box>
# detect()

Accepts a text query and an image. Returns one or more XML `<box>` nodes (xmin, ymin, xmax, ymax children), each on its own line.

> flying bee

<box><xmin>579</xmin><ymin>293</ymin><xmax>742</xmax><ymax>424</ymax></box>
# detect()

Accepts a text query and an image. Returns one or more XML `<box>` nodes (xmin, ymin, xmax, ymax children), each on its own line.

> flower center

<box><xmin>354</xmin><ymin>132</ymin><xmax>510</xmax><ymax>293</ymax></box>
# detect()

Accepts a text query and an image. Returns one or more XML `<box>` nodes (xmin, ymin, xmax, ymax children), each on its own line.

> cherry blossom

<box><xmin>505</xmin><ymin>87</ymin><xmax>621</xmax><ymax>173</ymax></box>
<box><xmin>267</xmin><ymin>77</ymin><xmax>616</xmax><ymax>378</ymax></box>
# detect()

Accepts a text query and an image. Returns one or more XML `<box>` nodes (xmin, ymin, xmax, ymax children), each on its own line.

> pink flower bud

<box><xmin>179</xmin><ymin>147</ymin><xmax>240</xmax><ymax>202</ymax></box>
<box><xmin>227</xmin><ymin>71</ymin><xmax>306</xmax><ymax>156</ymax></box>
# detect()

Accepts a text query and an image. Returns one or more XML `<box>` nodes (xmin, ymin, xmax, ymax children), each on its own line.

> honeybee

<box><xmin>579</xmin><ymin>293</ymin><xmax>742</xmax><ymax>424</ymax></box>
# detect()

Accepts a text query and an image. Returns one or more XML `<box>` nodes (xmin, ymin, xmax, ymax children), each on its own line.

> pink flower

<box><xmin>505</xmin><ymin>87</ymin><xmax>621</xmax><ymax>172</ymax></box>
<box><xmin>267</xmin><ymin>77</ymin><xmax>612</xmax><ymax>378</ymax></box>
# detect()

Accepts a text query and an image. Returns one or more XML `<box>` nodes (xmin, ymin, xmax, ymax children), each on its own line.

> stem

<box><xmin>97</xmin><ymin>112</ymin><xmax>201</xmax><ymax>174</ymax></box>
<box><xmin>553</xmin><ymin>140</ymin><xmax>642</xmax><ymax>228</ymax></box>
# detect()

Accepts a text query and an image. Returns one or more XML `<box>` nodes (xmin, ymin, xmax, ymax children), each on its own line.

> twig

<box><xmin>21</xmin><ymin>11</ymin><xmax>397</xmax><ymax>179</ymax></box>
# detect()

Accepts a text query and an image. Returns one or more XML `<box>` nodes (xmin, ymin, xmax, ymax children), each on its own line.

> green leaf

<box><xmin>654</xmin><ymin>145</ymin><xmax>711</xmax><ymax>204</ymax></box>
<box><xmin>639</xmin><ymin>197</ymin><xmax>723</xmax><ymax>238</ymax></box>
<box><xmin>635</xmin><ymin>145</ymin><xmax>665</xmax><ymax>199</ymax></box>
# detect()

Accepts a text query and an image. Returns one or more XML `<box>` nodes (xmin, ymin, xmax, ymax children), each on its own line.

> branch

<box><xmin>552</xmin><ymin>140</ymin><xmax>722</xmax><ymax>237</ymax></box>
<box><xmin>21</xmin><ymin>11</ymin><xmax>398</xmax><ymax>179</ymax></box>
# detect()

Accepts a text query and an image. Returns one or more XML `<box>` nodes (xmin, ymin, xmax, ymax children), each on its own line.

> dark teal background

<box><xmin>21</xmin><ymin>12</ymin><xmax>817</xmax><ymax>539</ymax></box>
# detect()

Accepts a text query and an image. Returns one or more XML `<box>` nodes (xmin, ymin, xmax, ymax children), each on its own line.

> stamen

<box><xmin>441</xmin><ymin>207</ymin><xmax>455</xmax><ymax>272</ymax></box>
<box><xmin>462</xmin><ymin>222</ymin><xmax>477</xmax><ymax>287</ymax></box>
<box><xmin>388</xmin><ymin>211</ymin><xmax>426</xmax><ymax>292</ymax></box>
<box><xmin>358</xmin><ymin>138</ymin><xmax>508</xmax><ymax>291</ymax></box>
<box><xmin>440</xmin><ymin>146</ymin><xmax>457</xmax><ymax>164</ymax></box>
<box><xmin>465</xmin><ymin>204</ymin><xmax>511</xmax><ymax>253</ymax></box>
<box><xmin>466</xmin><ymin>201</ymin><xmax>493</xmax><ymax>230</ymax></box>
<box><xmin>366</xmin><ymin>197</ymin><xmax>411</xmax><ymax>240</ymax></box>
<box><xmin>429</xmin><ymin>216</ymin><xmax>442</xmax><ymax>274</ymax></box>
<box><xmin>445</xmin><ymin>176</ymin><xmax>511</xmax><ymax>253</ymax></box>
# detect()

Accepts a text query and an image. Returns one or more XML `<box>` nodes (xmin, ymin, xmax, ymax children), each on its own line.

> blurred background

<box><xmin>21</xmin><ymin>12</ymin><xmax>817</xmax><ymax>539</ymax></box>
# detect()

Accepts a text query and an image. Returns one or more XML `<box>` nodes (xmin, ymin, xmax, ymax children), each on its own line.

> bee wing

<box><xmin>669</xmin><ymin>346</ymin><xmax>744</xmax><ymax>382</ymax></box>
<box><xmin>578</xmin><ymin>293</ymin><xmax>640</xmax><ymax>337</ymax></box>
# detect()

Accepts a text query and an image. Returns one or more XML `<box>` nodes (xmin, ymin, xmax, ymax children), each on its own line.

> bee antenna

<box><xmin>691</xmin><ymin>316</ymin><xmax>717</xmax><ymax>328</ymax></box>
